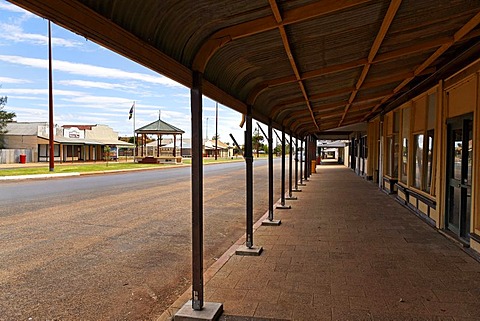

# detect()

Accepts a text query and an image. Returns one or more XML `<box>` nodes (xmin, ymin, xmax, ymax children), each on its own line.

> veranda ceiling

<box><xmin>9</xmin><ymin>0</ymin><xmax>480</xmax><ymax>137</ymax></box>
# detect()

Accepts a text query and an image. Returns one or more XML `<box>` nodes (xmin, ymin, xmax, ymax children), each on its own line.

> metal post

<box><xmin>268</xmin><ymin>120</ymin><xmax>274</xmax><ymax>220</ymax></box>
<box><xmin>299</xmin><ymin>138</ymin><xmax>304</xmax><ymax>185</ymax></box>
<box><xmin>215</xmin><ymin>102</ymin><xmax>218</xmax><ymax>160</ymax></box>
<box><xmin>305</xmin><ymin>136</ymin><xmax>309</xmax><ymax>178</ymax></box>
<box><xmin>281</xmin><ymin>129</ymin><xmax>286</xmax><ymax>205</ymax></box>
<box><xmin>191</xmin><ymin>71</ymin><xmax>204</xmax><ymax>311</ymax></box>
<box><xmin>276</xmin><ymin>127</ymin><xmax>291</xmax><ymax>209</ymax></box>
<box><xmin>295</xmin><ymin>139</ymin><xmax>298</xmax><ymax>186</ymax></box>
<box><xmin>288</xmin><ymin>135</ymin><xmax>293</xmax><ymax>197</ymax></box>
<box><xmin>245</xmin><ymin>105</ymin><xmax>254</xmax><ymax>248</ymax></box>
<box><xmin>304</xmin><ymin>136</ymin><xmax>309</xmax><ymax>181</ymax></box>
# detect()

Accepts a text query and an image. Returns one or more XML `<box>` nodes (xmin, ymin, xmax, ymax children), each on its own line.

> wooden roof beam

<box><xmin>339</xmin><ymin>0</ymin><xmax>402</xmax><ymax>127</ymax></box>
<box><xmin>246</xmin><ymin>30</ymin><xmax>473</xmax><ymax>106</ymax></box>
<box><xmin>269</xmin><ymin>0</ymin><xmax>319</xmax><ymax>132</ymax></box>
<box><xmin>270</xmin><ymin>87</ymin><xmax>353</xmax><ymax>118</ymax></box>
<box><xmin>193</xmin><ymin>0</ymin><xmax>372</xmax><ymax>72</ymax></box>
<box><xmin>364</xmin><ymin>9</ymin><xmax>480</xmax><ymax>120</ymax></box>
<box><xmin>271</xmin><ymin>81</ymin><xmax>395</xmax><ymax>119</ymax></box>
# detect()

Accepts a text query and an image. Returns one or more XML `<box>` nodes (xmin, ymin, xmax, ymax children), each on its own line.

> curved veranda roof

<box><xmin>10</xmin><ymin>0</ymin><xmax>480</xmax><ymax>137</ymax></box>
<box><xmin>135</xmin><ymin>119</ymin><xmax>185</xmax><ymax>135</ymax></box>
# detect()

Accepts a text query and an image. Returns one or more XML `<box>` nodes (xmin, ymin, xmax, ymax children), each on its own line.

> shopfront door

<box><xmin>446</xmin><ymin>114</ymin><xmax>473</xmax><ymax>242</ymax></box>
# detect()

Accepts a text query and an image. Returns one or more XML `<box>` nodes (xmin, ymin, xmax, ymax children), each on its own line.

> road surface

<box><xmin>0</xmin><ymin>158</ymin><xmax>290</xmax><ymax>320</ymax></box>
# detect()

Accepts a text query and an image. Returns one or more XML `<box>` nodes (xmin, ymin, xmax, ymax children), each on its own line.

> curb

<box><xmin>0</xmin><ymin>159</ymin><xmax>251</xmax><ymax>181</ymax></box>
<box><xmin>0</xmin><ymin>172</ymin><xmax>81</xmax><ymax>180</ymax></box>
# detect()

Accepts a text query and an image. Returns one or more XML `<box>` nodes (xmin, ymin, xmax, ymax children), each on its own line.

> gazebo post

<box><xmin>157</xmin><ymin>134</ymin><xmax>160</xmax><ymax>157</ymax></box>
<box><xmin>173</xmin><ymin>134</ymin><xmax>177</xmax><ymax>157</ymax></box>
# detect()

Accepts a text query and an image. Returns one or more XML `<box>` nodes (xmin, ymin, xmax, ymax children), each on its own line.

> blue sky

<box><xmin>0</xmin><ymin>1</ymin><xmax>254</xmax><ymax>144</ymax></box>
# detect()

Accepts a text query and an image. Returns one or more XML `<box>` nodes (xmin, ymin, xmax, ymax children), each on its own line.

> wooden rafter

<box><xmin>363</xmin><ymin>9</ymin><xmax>480</xmax><ymax>120</ymax></box>
<box><xmin>338</xmin><ymin>0</ymin><xmax>402</xmax><ymax>127</ymax></box>
<box><xmin>245</xmin><ymin>28</ymin><xmax>480</xmax><ymax>106</ymax></box>
<box><xmin>274</xmin><ymin>90</ymin><xmax>389</xmax><ymax>124</ymax></box>
<box><xmin>192</xmin><ymin>0</ymin><xmax>371</xmax><ymax>72</ymax></box>
<box><xmin>269</xmin><ymin>0</ymin><xmax>319</xmax><ymax>132</ymax></box>
<box><xmin>269</xmin><ymin>71</ymin><xmax>408</xmax><ymax>119</ymax></box>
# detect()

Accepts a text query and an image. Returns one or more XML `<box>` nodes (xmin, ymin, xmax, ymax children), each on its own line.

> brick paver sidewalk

<box><xmin>203</xmin><ymin>165</ymin><xmax>480</xmax><ymax>320</ymax></box>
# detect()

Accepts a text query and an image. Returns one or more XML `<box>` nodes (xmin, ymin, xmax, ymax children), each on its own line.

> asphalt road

<box><xmin>0</xmin><ymin>158</ymin><xmax>288</xmax><ymax>320</ymax></box>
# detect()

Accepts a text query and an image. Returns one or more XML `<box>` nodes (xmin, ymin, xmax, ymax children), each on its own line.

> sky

<box><xmin>0</xmin><ymin>1</ymin><xmax>256</xmax><ymax>145</ymax></box>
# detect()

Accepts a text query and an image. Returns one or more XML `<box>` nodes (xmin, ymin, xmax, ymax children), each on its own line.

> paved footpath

<box><xmin>162</xmin><ymin>165</ymin><xmax>480</xmax><ymax>320</ymax></box>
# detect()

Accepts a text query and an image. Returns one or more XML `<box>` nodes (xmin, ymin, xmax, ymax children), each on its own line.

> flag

<box><xmin>128</xmin><ymin>102</ymin><xmax>135</xmax><ymax>120</ymax></box>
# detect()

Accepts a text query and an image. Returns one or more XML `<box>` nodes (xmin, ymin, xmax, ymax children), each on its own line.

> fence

<box><xmin>0</xmin><ymin>149</ymin><xmax>37</xmax><ymax>164</ymax></box>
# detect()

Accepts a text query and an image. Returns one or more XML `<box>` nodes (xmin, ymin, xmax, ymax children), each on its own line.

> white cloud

<box><xmin>61</xmin><ymin>95</ymin><xmax>133</xmax><ymax>105</ymax></box>
<box><xmin>0</xmin><ymin>55</ymin><xmax>184</xmax><ymax>87</ymax></box>
<box><xmin>58</xmin><ymin>79</ymin><xmax>132</xmax><ymax>90</ymax></box>
<box><xmin>4</xmin><ymin>95</ymin><xmax>41</xmax><ymax>100</ymax></box>
<box><xmin>0</xmin><ymin>2</ymin><xmax>32</xmax><ymax>14</ymax></box>
<box><xmin>173</xmin><ymin>93</ymin><xmax>190</xmax><ymax>98</ymax></box>
<box><xmin>0</xmin><ymin>22</ymin><xmax>82</xmax><ymax>47</ymax></box>
<box><xmin>0</xmin><ymin>76</ymin><xmax>30</xmax><ymax>84</ymax></box>
<box><xmin>7</xmin><ymin>106</ymin><xmax>46</xmax><ymax>122</ymax></box>
<box><xmin>0</xmin><ymin>88</ymin><xmax>84</xmax><ymax>96</ymax></box>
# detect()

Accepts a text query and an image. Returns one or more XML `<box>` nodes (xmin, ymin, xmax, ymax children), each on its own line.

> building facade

<box><xmin>349</xmin><ymin>59</ymin><xmax>480</xmax><ymax>256</ymax></box>
<box><xmin>2</xmin><ymin>122</ymin><xmax>133</xmax><ymax>163</ymax></box>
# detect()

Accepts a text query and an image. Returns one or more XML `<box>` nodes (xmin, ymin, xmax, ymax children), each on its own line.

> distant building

<box><xmin>1</xmin><ymin>122</ymin><xmax>134</xmax><ymax>163</ymax></box>
<box><xmin>203</xmin><ymin>139</ymin><xmax>233</xmax><ymax>158</ymax></box>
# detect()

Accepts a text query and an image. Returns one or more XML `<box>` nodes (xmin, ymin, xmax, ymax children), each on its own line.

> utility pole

<box><xmin>215</xmin><ymin>102</ymin><xmax>218</xmax><ymax>160</ymax></box>
<box><xmin>48</xmin><ymin>20</ymin><xmax>54</xmax><ymax>172</ymax></box>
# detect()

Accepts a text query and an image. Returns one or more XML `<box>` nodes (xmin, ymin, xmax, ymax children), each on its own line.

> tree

<box><xmin>252</xmin><ymin>128</ymin><xmax>264</xmax><ymax>157</ymax></box>
<box><xmin>104</xmin><ymin>145</ymin><xmax>111</xmax><ymax>167</ymax></box>
<box><xmin>211</xmin><ymin>134</ymin><xmax>220</xmax><ymax>141</ymax></box>
<box><xmin>0</xmin><ymin>96</ymin><xmax>16</xmax><ymax>149</ymax></box>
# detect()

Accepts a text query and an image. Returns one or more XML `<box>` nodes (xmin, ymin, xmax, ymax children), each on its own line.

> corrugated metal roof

<box><xmin>10</xmin><ymin>0</ymin><xmax>480</xmax><ymax>136</ymax></box>
<box><xmin>5</xmin><ymin>122</ymin><xmax>46</xmax><ymax>136</ymax></box>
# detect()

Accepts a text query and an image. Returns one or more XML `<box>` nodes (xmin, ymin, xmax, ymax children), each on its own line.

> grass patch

<box><xmin>0</xmin><ymin>157</ymin><xmax>248</xmax><ymax>176</ymax></box>
<box><xmin>0</xmin><ymin>162</ymin><xmax>168</xmax><ymax>176</ymax></box>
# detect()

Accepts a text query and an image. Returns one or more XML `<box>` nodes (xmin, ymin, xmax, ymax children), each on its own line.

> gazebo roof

<box><xmin>135</xmin><ymin>119</ymin><xmax>185</xmax><ymax>135</ymax></box>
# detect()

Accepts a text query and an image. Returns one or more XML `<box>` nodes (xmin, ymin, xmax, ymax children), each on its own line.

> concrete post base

<box><xmin>174</xmin><ymin>301</ymin><xmax>223</xmax><ymax>321</ymax></box>
<box><xmin>235</xmin><ymin>245</ymin><xmax>263</xmax><ymax>256</ymax></box>
<box><xmin>262</xmin><ymin>219</ymin><xmax>281</xmax><ymax>226</ymax></box>
<box><xmin>292</xmin><ymin>189</ymin><xmax>302</xmax><ymax>192</ymax></box>
<box><xmin>276</xmin><ymin>205</ymin><xmax>291</xmax><ymax>210</ymax></box>
<box><xmin>286</xmin><ymin>196</ymin><xmax>297</xmax><ymax>200</ymax></box>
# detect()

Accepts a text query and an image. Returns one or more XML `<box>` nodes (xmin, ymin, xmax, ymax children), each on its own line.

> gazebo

<box><xmin>134</xmin><ymin>119</ymin><xmax>184</xmax><ymax>164</ymax></box>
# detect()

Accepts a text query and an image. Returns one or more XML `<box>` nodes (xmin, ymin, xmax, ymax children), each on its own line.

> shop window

<box><xmin>410</xmin><ymin>92</ymin><xmax>436</xmax><ymax>193</ymax></box>
<box><xmin>412</xmin><ymin>132</ymin><xmax>433</xmax><ymax>192</ymax></box>
<box><xmin>386</xmin><ymin>134</ymin><xmax>399</xmax><ymax>177</ymax></box>
<box><xmin>413</xmin><ymin>134</ymin><xmax>424</xmax><ymax>189</ymax></box>
<box><xmin>386</xmin><ymin>137</ymin><xmax>392</xmax><ymax>176</ymax></box>
<box><xmin>39</xmin><ymin>144</ymin><xmax>60</xmax><ymax>157</ymax></box>
<box><xmin>385</xmin><ymin>111</ymin><xmax>400</xmax><ymax>178</ymax></box>
<box><xmin>401</xmin><ymin>137</ymin><xmax>408</xmax><ymax>183</ymax></box>
<box><xmin>400</xmin><ymin>107</ymin><xmax>410</xmax><ymax>184</ymax></box>
<box><xmin>424</xmin><ymin>130</ymin><xmax>434</xmax><ymax>193</ymax></box>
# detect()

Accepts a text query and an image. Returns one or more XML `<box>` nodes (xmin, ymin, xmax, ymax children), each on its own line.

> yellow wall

<box><xmin>376</xmin><ymin>58</ymin><xmax>480</xmax><ymax>248</ymax></box>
